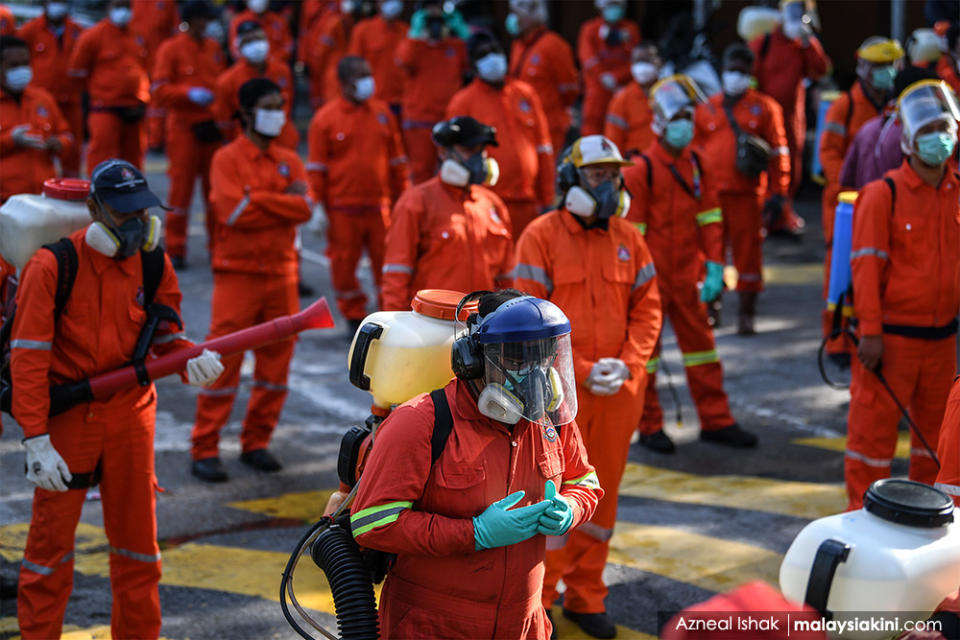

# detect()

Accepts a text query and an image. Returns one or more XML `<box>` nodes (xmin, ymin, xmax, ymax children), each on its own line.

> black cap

<box><xmin>182</xmin><ymin>0</ymin><xmax>216</xmax><ymax>22</ymax></box>
<box><xmin>90</xmin><ymin>159</ymin><xmax>165</xmax><ymax>214</ymax></box>
<box><xmin>235</xmin><ymin>20</ymin><xmax>262</xmax><ymax>38</ymax></box>
<box><xmin>432</xmin><ymin>116</ymin><xmax>498</xmax><ymax>148</ymax></box>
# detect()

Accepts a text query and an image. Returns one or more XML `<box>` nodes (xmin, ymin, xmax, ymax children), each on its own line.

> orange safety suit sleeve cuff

<box><xmin>557</xmin><ymin>420</ymin><xmax>603</xmax><ymax>528</ymax></box>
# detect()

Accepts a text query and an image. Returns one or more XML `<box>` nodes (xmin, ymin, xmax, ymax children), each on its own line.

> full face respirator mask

<box><xmin>85</xmin><ymin>197</ymin><xmax>161</xmax><ymax>259</ymax></box>
<box><xmin>440</xmin><ymin>151</ymin><xmax>500</xmax><ymax>188</ymax></box>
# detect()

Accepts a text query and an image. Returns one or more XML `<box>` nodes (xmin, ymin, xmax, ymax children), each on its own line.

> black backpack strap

<box><xmin>139</xmin><ymin>247</ymin><xmax>165</xmax><ymax>308</ymax></box>
<box><xmin>637</xmin><ymin>153</ymin><xmax>652</xmax><ymax>191</ymax></box>
<box><xmin>41</xmin><ymin>238</ymin><xmax>79</xmax><ymax>322</ymax></box>
<box><xmin>884</xmin><ymin>176</ymin><xmax>896</xmax><ymax>209</ymax></box>
<box><xmin>430</xmin><ymin>388</ymin><xmax>454</xmax><ymax>465</ymax></box>
<box><xmin>760</xmin><ymin>32</ymin><xmax>771</xmax><ymax>60</ymax></box>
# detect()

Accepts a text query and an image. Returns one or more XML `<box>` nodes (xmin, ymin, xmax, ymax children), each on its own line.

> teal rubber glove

<box><xmin>408</xmin><ymin>9</ymin><xmax>428</xmax><ymax>39</ymax></box>
<box><xmin>700</xmin><ymin>261</ymin><xmax>724</xmax><ymax>303</ymax></box>
<box><xmin>473</xmin><ymin>490</ymin><xmax>549</xmax><ymax>551</ymax></box>
<box><xmin>444</xmin><ymin>9</ymin><xmax>471</xmax><ymax>40</ymax></box>
<box><xmin>537</xmin><ymin>480</ymin><xmax>574</xmax><ymax>536</ymax></box>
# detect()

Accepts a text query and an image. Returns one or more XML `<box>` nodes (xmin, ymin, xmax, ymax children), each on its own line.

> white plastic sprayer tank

<box><xmin>0</xmin><ymin>179</ymin><xmax>92</xmax><ymax>269</ymax></box>
<box><xmin>780</xmin><ymin>479</ymin><xmax>960</xmax><ymax>639</ymax></box>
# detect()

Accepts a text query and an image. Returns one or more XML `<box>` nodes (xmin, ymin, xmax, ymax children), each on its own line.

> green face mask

<box><xmin>505</xmin><ymin>13</ymin><xmax>520</xmax><ymax>36</ymax></box>
<box><xmin>870</xmin><ymin>65</ymin><xmax>896</xmax><ymax>92</ymax></box>
<box><xmin>664</xmin><ymin>119</ymin><xmax>694</xmax><ymax>149</ymax></box>
<box><xmin>916</xmin><ymin>131</ymin><xmax>957</xmax><ymax>166</ymax></box>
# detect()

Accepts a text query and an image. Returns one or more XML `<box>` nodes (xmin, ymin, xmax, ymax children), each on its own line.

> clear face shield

<box><xmin>898</xmin><ymin>80</ymin><xmax>960</xmax><ymax>153</ymax></box>
<box><xmin>651</xmin><ymin>76</ymin><xmax>703</xmax><ymax>134</ymax></box>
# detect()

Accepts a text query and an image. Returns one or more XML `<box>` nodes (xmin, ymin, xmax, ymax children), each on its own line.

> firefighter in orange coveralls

<box><xmin>306</xmin><ymin>56</ymin><xmax>408</xmax><ymax>327</ymax></box>
<box><xmin>299</xmin><ymin>0</ymin><xmax>353</xmax><ymax>110</ymax></box>
<box><xmin>17</xmin><ymin>1</ymin><xmax>84</xmax><ymax>176</ymax></box>
<box><xmin>624</xmin><ymin>76</ymin><xmax>756</xmax><ymax>455</ymax></box>
<box><xmin>936</xmin><ymin>379</ymin><xmax>960</xmax><ymax>507</ymax></box>
<box><xmin>0</xmin><ymin>35</ymin><xmax>73</xmax><ymax>202</ymax></box>
<box><xmin>347</xmin><ymin>0</ymin><xmax>407</xmax><ymax>115</ymax></box>
<box><xmin>396</xmin><ymin>0</ymin><xmax>468</xmax><ymax>184</ymax></box>
<box><xmin>191</xmin><ymin>78</ymin><xmax>312</xmax><ymax>483</ymax></box>
<box><xmin>695</xmin><ymin>44</ymin><xmax>790</xmax><ymax>336</ymax></box>
<box><xmin>213</xmin><ymin>21</ymin><xmax>298</xmax><ymax>149</ymax></box>
<box><xmin>448</xmin><ymin>31</ymin><xmax>554</xmax><ymax>238</ymax></box>
<box><xmin>749</xmin><ymin>0</ymin><xmax>831</xmax><ymax>236</ymax></box>
<box><xmin>152</xmin><ymin>0</ymin><xmax>226</xmax><ymax>270</ymax></box>
<box><xmin>845</xmin><ymin>80</ymin><xmax>960</xmax><ymax>510</ymax></box>
<box><xmin>577</xmin><ymin>0</ymin><xmax>640</xmax><ymax>136</ymax></box>
<box><xmin>514</xmin><ymin>136</ymin><xmax>661</xmax><ymax>638</ymax></box>
<box><xmin>820</xmin><ymin>37</ymin><xmax>904</xmax><ymax>365</ymax></box>
<box><xmin>12</xmin><ymin>159</ymin><xmax>224</xmax><ymax>640</ymax></box>
<box><xmin>130</xmin><ymin>0</ymin><xmax>179</xmax><ymax>152</ymax></box>
<box><xmin>351</xmin><ymin>289</ymin><xmax>601</xmax><ymax>640</ymax></box>
<box><xmin>381</xmin><ymin>116</ymin><xmax>515</xmax><ymax>311</ymax></box>
<box><xmin>229</xmin><ymin>0</ymin><xmax>293</xmax><ymax>62</ymax></box>
<box><xmin>68</xmin><ymin>0</ymin><xmax>150</xmax><ymax>171</ymax></box>
<box><xmin>507</xmin><ymin>0</ymin><xmax>579</xmax><ymax>155</ymax></box>
<box><xmin>604</xmin><ymin>42</ymin><xmax>660</xmax><ymax>158</ymax></box>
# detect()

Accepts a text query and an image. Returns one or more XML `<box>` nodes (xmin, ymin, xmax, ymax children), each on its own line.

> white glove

<box><xmin>23</xmin><ymin>434</ymin><xmax>72</xmax><ymax>492</ymax></box>
<box><xmin>307</xmin><ymin>202</ymin><xmax>328</xmax><ymax>235</ymax></box>
<box><xmin>187</xmin><ymin>349</ymin><xmax>224</xmax><ymax>387</ymax></box>
<box><xmin>11</xmin><ymin>124</ymin><xmax>45</xmax><ymax>149</ymax></box>
<box><xmin>187</xmin><ymin>86</ymin><xmax>214</xmax><ymax>106</ymax></box>
<box><xmin>586</xmin><ymin>358</ymin><xmax>630</xmax><ymax>396</ymax></box>
<box><xmin>600</xmin><ymin>72</ymin><xmax>619</xmax><ymax>92</ymax></box>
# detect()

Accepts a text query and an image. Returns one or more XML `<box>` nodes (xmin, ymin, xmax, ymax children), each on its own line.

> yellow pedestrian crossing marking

<box><xmin>724</xmin><ymin>263</ymin><xmax>824</xmax><ymax>290</ymax></box>
<box><xmin>549</xmin><ymin>606</ymin><xmax>656</xmax><ymax>639</ymax></box>
<box><xmin>794</xmin><ymin>433</ymin><xmax>911</xmax><ymax>459</ymax></box>
<box><xmin>619</xmin><ymin>463</ymin><xmax>846</xmax><ymax>520</ymax></box>
<box><xmin>229</xmin><ymin>489</ymin><xmax>336</xmax><ymax>521</ymax></box>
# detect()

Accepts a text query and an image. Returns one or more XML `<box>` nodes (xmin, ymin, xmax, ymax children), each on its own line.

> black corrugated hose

<box><xmin>310</xmin><ymin>520</ymin><xmax>380</xmax><ymax>640</ymax></box>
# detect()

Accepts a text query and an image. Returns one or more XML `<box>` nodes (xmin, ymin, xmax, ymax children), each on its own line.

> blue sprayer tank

<box><xmin>827</xmin><ymin>191</ymin><xmax>858</xmax><ymax>305</ymax></box>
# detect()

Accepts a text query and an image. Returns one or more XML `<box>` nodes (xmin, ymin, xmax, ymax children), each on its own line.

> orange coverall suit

<box><xmin>845</xmin><ymin>161</ymin><xmax>960</xmax><ymax>510</ymax></box>
<box><xmin>695</xmin><ymin>88</ymin><xmax>790</xmax><ymax>293</ymax></box>
<box><xmin>577</xmin><ymin>16</ymin><xmax>640</xmax><ymax>136</ymax></box>
<box><xmin>131</xmin><ymin>0</ymin><xmax>179</xmax><ymax>150</ymax></box>
<box><xmin>351</xmin><ymin>378</ymin><xmax>603</xmax><ymax>639</ymax></box>
<box><xmin>937</xmin><ymin>54</ymin><xmax>960</xmax><ymax>97</ymax></box>
<box><xmin>447</xmin><ymin>78</ymin><xmax>555</xmax><ymax>238</ymax></box>
<box><xmin>12</xmin><ymin>231</ymin><xmax>192</xmax><ymax>640</ymax></box>
<box><xmin>604</xmin><ymin>82</ymin><xmax>654</xmax><ymax>158</ymax></box>
<box><xmin>509</xmin><ymin>26</ymin><xmax>579</xmax><ymax>154</ymax></box>
<box><xmin>515</xmin><ymin>209</ymin><xmax>662</xmax><ymax>614</ymax></box>
<box><xmin>152</xmin><ymin>32</ymin><xmax>226</xmax><ymax>260</ymax></box>
<box><xmin>0</xmin><ymin>85</ymin><xmax>73</xmax><ymax>202</ymax></box>
<box><xmin>307</xmin><ymin>95</ymin><xmax>408</xmax><ymax>320</ymax></box>
<box><xmin>0</xmin><ymin>4</ymin><xmax>14</xmax><ymax>34</ymax></box>
<box><xmin>212</xmin><ymin>57</ymin><xmax>298</xmax><ymax>150</ymax></box>
<box><xmin>381</xmin><ymin>177</ymin><xmax>515</xmax><ymax>311</ymax></box>
<box><xmin>396</xmin><ymin>35</ymin><xmax>467</xmax><ymax>184</ymax></box>
<box><xmin>347</xmin><ymin>14</ymin><xmax>407</xmax><ymax>111</ymax></box>
<box><xmin>18</xmin><ymin>15</ymin><xmax>84</xmax><ymax>176</ymax></box>
<box><xmin>625</xmin><ymin>142</ymin><xmax>738</xmax><ymax>435</ymax></box>
<box><xmin>820</xmin><ymin>82</ymin><xmax>884</xmax><ymax>353</ymax></box>
<box><xmin>229</xmin><ymin>9</ymin><xmax>293</xmax><ymax>62</ymax></box>
<box><xmin>68</xmin><ymin>19</ymin><xmax>150</xmax><ymax>171</ymax></box>
<box><xmin>299</xmin><ymin>10</ymin><xmax>352</xmax><ymax>109</ymax></box>
<box><xmin>192</xmin><ymin>135</ymin><xmax>312</xmax><ymax>460</ymax></box>
<box><xmin>935</xmin><ymin>378</ymin><xmax>960</xmax><ymax>506</ymax></box>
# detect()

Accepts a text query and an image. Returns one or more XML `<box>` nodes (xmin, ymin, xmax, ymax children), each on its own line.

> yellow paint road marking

<box><xmin>794</xmin><ymin>433</ymin><xmax>911</xmax><ymax>459</ymax></box>
<box><xmin>609</xmin><ymin>521</ymin><xmax>782</xmax><ymax>593</ymax></box>
<box><xmin>619</xmin><ymin>463</ymin><xmax>846</xmax><ymax>520</ymax></box>
<box><xmin>724</xmin><ymin>263</ymin><xmax>824</xmax><ymax>290</ymax></box>
<box><xmin>549</xmin><ymin>606</ymin><xmax>655</xmax><ymax>639</ymax></box>
<box><xmin>229</xmin><ymin>489</ymin><xmax>336</xmax><ymax>521</ymax></box>
<box><xmin>0</xmin><ymin>619</ymin><xmax>173</xmax><ymax>640</ymax></box>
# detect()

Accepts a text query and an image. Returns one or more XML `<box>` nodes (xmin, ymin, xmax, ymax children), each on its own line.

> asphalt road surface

<box><xmin>1</xmin><ymin>152</ymin><xmax>882</xmax><ymax>639</ymax></box>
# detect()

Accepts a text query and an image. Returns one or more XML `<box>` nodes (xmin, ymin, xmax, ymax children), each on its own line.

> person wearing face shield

<box><xmin>507</xmin><ymin>0</ymin><xmax>579</xmax><ymax>155</ymax></box>
<box><xmin>346</xmin><ymin>0</ymin><xmax>408</xmax><ymax>116</ymax></box>
<box><xmin>212</xmin><ymin>21</ymin><xmax>298</xmax><ymax>149</ymax></box>
<box><xmin>17</xmin><ymin>1</ymin><xmax>85</xmax><ymax>176</ymax></box>
<box><xmin>395</xmin><ymin>0</ymin><xmax>469</xmax><ymax>184</ymax></box>
<box><xmin>749</xmin><ymin>0</ymin><xmax>830</xmax><ymax>237</ymax></box>
<box><xmin>844</xmin><ymin>79</ymin><xmax>960</xmax><ymax>510</ymax></box>
<box><xmin>577</xmin><ymin>0</ymin><xmax>640</xmax><ymax>136</ymax></box>
<box><xmin>624</xmin><ymin>76</ymin><xmax>756</xmax><ymax>455</ymax></box>
<box><xmin>0</xmin><ymin>36</ymin><xmax>73</xmax><ymax>202</ymax></box>
<box><xmin>191</xmin><ymin>78</ymin><xmax>312</xmax><ymax>482</ymax></box>
<box><xmin>152</xmin><ymin>0</ymin><xmax>226</xmax><ymax>270</ymax></box>
<box><xmin>307</xmin><ymin>56</ymin><xmax>409</xmax><ymax>326</ymax></box>
<box><xmin>694</xmin><ymin>44</ymin><xmax>790</xmax><ymax>336</ymax></box>
<box><xmin>67</xmin><ymin>0</ymin><xmax>150</xmax><ymax>171</ymax></box>
<box><xmin>604</xmin><ymin>42</ymin><xmax>660</xmax><ymax>158</ymax></box>
<box><xmin>819</xmin><ymin>36</ymin><xmax>905</xmax><ymax>365</ymax></box>
<box><xmin>381</xmin><ymin>116</ymin><xmax>515</xmax><ymax>311</ymax></box>
<box><xmin>514</xmin><ymin>135</ymin><xmax>662</xmax><ymax>637</ymax></box>
<box><xmin>350</xmin><ymin>289</ymin><xmax>601</xmax><ymax>639</ymax></box>
<box><xmin>129</xmin><ymin>0</ymin><xmax>179</xmax><ymax>152</ymax></box>
<box><xmin>229</xmin><ymin>0</ymin><xmax>293</xmax><ymax>63</ymax></box>
<box><xmin>447</xmin><ymin>31</ymin><xmax>555</xmax><ymax>238</ymax></box>
<box><xmin>300</xmin><ymin>0</ymin><xmax>355</xmax><ymax>110</ymax></box>
<box><xmin>12</xmin><ymin>158</ymin><xmax>223</xmax><ymax>639</ymax></box>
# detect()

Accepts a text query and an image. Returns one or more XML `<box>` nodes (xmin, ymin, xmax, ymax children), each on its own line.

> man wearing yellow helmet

<box><xmin>819</xmin><ymin>36</ymin><xmax>905</xmax><ymax>368</ymax></box>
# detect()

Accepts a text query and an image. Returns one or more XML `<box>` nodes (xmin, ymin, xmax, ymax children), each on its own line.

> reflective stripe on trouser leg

<box><xmin>719</xmin><ymin>192</ymin><xmax>764</xmax><ymax>293</ymax></box>
<box><xmin>328</xmin><ymin>209</ymin><xmax>370</xmax><ymax>320</ymax></box>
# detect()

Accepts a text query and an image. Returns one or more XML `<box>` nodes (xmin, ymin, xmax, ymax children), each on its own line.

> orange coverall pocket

<box><xmin>436</xmin><ymin>464</ymin><xmax>485</xmax><ymax>489</ymax></box>
<box><xmin>537</xmin><ymin>448</ymin><xmax>565</xmax><ymax>484</ymax></box>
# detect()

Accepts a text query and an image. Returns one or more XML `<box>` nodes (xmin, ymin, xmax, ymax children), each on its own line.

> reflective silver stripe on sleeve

<box><xmin>389</xmin><ymin>156</ymin><xmax>408</xmax><ymax>166</ymax></box>
<box><xmin>844</xmin><ymin>449</ymin><xmax>892</xmax><ymax>467</ymax></box>
<box><xmin>606</xmin><ymin>114</ymin><xmax>628</xmax><ymax>129</ymax></box>
<box><xmin>252</xmin><ymin>380</ymin><xmax>288</xmax><ymax>392</ymax></box>
<box><xmin>198</xmin><ymin>386</ymin><xmax>238</xmax><ymax>397</ymax></box>
<box><xmin>306</xmin><ymin>162</ymin><xmax>328</xmax><ymax>172</ymax></box>
<box><xmin>349</xmin><ymin>504</ymin><xmax>409</xmax><ymax>533</ymax></box>
<box><xmin>226</xmin><ymin>194</ymin><xmax>251</xmax><ymax>226</ymax></box>
<box><xmin>21</xmin><ymin>559</ymin><xmax>55</xmax><ymax>576</ymax></box>
<box><xmin>152</xmin><ymin>332</ymin><xmax>187</xmax><ymax>345</ymax></box>
<box><xmin>910</xmin><ymin>447</ymin><xmax>936</xmax><ymax>459</ymax></box>
<box><xmin>935</xmin><ymin>482</ymin><xmax>960</xmax><ymax>496</ymax></box>
<box><xmin>577</xmin><ymin>521</ymin><xmax>613</xmax><ymax>542</ymax></box>
<box><xmin>382</xmin><ymin>263</ymin><xmax>414</xmax><ymax>274</ymax></box>
<box><xmin>774</xmin><ymin>146</ymin><xmax>790</xmax><ymax>156</ymax></box>
<box><xmin>536</xmin><ymin>144</ymin><xmax>554</xmax><ymax>154</ymax></box>
<box><xmin>496</xmin><ymin>269</ymin><xmax>514</xmax><ymax>281</ymax></box>
<box><xmin>67</xmin><ymin>69</ymin><xmax>88</xmax><ymax>78</ymax></box>
<box><xmin>849</xmin><ymin>247</ymin><xmax>889</xmax><ymax>261</ymax></box>
<box><xmin>824</xmin><ymin>122</ymin><xmax>846</xmax><ymax>136</ymax></box>
<box><xmin>632</xmin><ymin>262</ymin><xmax>656</xmax><ymax>290</ymax></box>
<box><xmin>11</xmin><ymin>339</ymin><xmax>52</xmax><ymax>350</ymax></box>
<box><xmin>514</xmin><ymin>263</ymin><xmax>553</xmax><ymax>295</ymax></box>
<box><xmin>110</xmin><ymin>546</ymin><xmax>161</xmax><ymax>563</ymax></box>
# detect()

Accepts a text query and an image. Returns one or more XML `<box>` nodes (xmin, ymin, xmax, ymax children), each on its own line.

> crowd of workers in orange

<box><xmin>4</xmin><ymin>0</ymin><xmax>960</xmax><ymax>638</ymax></box>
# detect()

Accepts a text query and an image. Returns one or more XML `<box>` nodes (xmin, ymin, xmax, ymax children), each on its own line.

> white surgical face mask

<box><xmin>354</xmin><ymin>76</ymin><xmax>375</xmax><ymax>101</ymax></box>
<box><xmin>381</xmin><ymin>0</ymin><xmax>402</xmax><ymax>19</ymax></box>
<box><xmin>476</xmin><ymin>52</ymin><xmax>508</xmax><ymax>83</ymax></box>
<box><xmin>254</xmin><ymin>108</ymin><xmax>285</xmax><ymax>137</ymax></box>
<box><xmin>4</xmin><ymin>66</ymin><xmax>32</xmax><ymax>92</ymax></box>
<box><xmin>631</xmin><ymin>61</ymin><xmax>658</xmax><ymax>85</ymax></box>
<box><xmin>46</xmin><ymin>2</ymin><xmax>68</xmax><ymax>20</ymax></box>
<box><xmin>721</xmin><ymin>70</ymin><xmax>751</xmax><ymax>96</ymax></box>
<box><xmin>205</xmin><ymin>20</ymin><xmax>225</xmax><ymax>42</ymax></box>
<box><xmin>240</xmin><ymin>39</ymin><xmax>269</xmax><ymax>64</ymax></box>
<box><xmin>109</xmin><ymin>6</ymin><xmax>132</xmax><ymax>27</ymax></box>
<box><xmin>247</xmin><ymin>0</ymin><xmax>269</xmax><ymax>13</ymax></box>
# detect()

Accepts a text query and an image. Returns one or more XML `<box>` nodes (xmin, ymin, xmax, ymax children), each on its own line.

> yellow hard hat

<box><xmin>857</xmin><ymin>37</ymin><xmax>906</xmax><ymax>64</ymax></box>
<box><xmin>567</xmin><ymin>135</ymin><xmax>632</xmax><ymax>168</ymax></box>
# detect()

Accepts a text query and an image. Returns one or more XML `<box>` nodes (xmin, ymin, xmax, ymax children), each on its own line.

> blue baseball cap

<box><xmin>89</xmin><ymin>159</ymin><xmax>166</xmax><ymax>214</ymax></box>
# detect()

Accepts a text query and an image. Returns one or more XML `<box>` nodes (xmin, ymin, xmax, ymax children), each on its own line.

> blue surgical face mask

<box><xmin>602</xmin><ymin>3</ymin><xmax>624</xmax><ymax>23</ymax></box>
<box><xmin>871</xmin><ymin>65</ymin><xmax>896</xmax><ymax>92</ymax></box>
<box><xmin>505</xmin><ymin>13</ymin><xmax>520</xmax><ymax>37</ymax></box>
<box><xmin>476</xmin><ymin>52</ymin><xmax>507</xmax><ymax>83</ymax></box>
<box><xmin>4</xmin><ymin>66</ymin><xmax>32</xmax><ymax>92</ymax></box>
<box><xmin>109</xmin><ymin>6</ymin><xmax>132</xmax><ymax>27</ymax></box>
<box><xmin>664</xmin><ymin>118</ymin><xmax>694</xmax><ymax>149</ymax></box>
<box><xmin>916</xmin><ymin>131</ymin><xmax>956</xmax><ymax>166</ymax></box>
